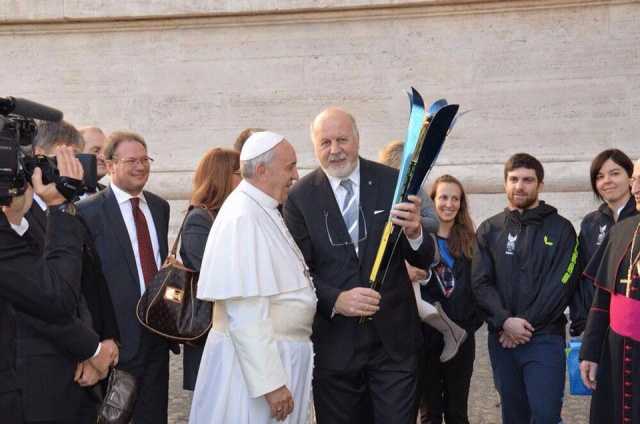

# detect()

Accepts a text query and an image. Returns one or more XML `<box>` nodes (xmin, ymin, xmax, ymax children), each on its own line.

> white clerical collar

<box><xmin>239</xmin><ymin>180</ymin><xmax>279</xmax><ymax>209</ymax></box>
<box><xmin>110</xmin><ymin>183</ymin><xmax>148</xmax><ymax>205</ymax></box>
<box><xmin>326</xmin><ymin>158</ymin><xmax>361</xmax><ymax>191</ymax></box>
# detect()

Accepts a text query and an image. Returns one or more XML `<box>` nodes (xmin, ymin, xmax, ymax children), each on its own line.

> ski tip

<box><xmin>448</xmin><ymin>108</ymin><xmax>471</xmax><ymax>134</ymax></box>
<box><xmin>410</xmin><ymin>87</ymin><xmax>424</xmax><ymax>107</ymax></box>
<box><xmin>404</xmin><ymin>89</ymin><xmax>413</xmax><ymax>104</ymax></box>
<box><xmin>426</xmin><ymin>99</ymin><xmax>449</xmax><ymax>122</ymax></box>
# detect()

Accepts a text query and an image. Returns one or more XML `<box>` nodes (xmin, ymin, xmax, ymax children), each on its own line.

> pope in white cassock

<box><xmin>189</xmin><ymin>131</ymin><xmax>317</xmax><ymax>423</ymax></box>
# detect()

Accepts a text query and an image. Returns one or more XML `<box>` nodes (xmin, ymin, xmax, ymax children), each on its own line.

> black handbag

<box><xmin>136</xmin><ymin>208</ymin><xmax>214</xmax><ymax>344</ymax></box>
<box><xmin>96</xmin><ymin>368</ymin><xmax>137</xmax><ymax>424</ymax></box>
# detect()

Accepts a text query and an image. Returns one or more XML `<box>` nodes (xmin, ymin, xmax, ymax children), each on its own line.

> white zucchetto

<box><xmin>239</xmin><ymin>131</ymin><xmax>285</xmax><ymax>160</ymax></box>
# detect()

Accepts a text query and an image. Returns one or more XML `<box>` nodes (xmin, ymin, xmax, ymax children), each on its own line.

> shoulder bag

<box><xmin>136</xmin><ymin>208</ymin><xmax>214</xmax><ymax>344</ymax></box>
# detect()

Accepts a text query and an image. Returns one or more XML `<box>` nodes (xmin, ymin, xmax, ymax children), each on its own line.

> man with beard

<box><xmin>283</xmin><ymin>108</ymin><xmax>435</xmax><ymax>423</ymax></box>
<box><xmin>472</xmin><ymin>153</ymin><xmax>578</xmax><ymax>424</ymax></box>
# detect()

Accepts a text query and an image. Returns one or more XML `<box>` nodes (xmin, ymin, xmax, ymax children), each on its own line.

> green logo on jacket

<box><xmin>544</xmin><ymin>236</ymin><xmax>553</xmax><ymax>246</ymax></box>
<box><xmin>561</xmin><ymin>238</ymin><xmax>579</xmax><ymax>284</ymax></box>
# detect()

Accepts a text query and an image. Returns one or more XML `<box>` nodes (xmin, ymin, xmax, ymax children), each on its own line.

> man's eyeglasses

<box><xmin>629</xmin><ymin>177</ymin><xmax>640</xmax><ymax>188</ymax></box>
<box><xmin>110</xmin><ymin>156</ymin><xmax>154</xmax><ymax>167</ymax></box>
<box><xmin>324</xmin><ymin>205</ymin><xmax>367</xmax><ymax>247</ymax></box>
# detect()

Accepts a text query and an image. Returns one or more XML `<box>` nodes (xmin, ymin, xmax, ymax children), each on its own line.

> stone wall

<box><xmin>1</xmin><ymin>0</ymin><xmax>638</xmax><ymax>232</ymax></box>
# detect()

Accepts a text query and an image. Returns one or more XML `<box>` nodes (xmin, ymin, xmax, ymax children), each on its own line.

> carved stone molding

<box><xmin>1</xmin><ymin>0</ymin><xmax>636</xmax><ymax>26</ymax></box>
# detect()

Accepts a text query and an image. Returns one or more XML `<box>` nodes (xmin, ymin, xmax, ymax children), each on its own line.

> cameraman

<box><xmin>0</xmin><ymin>146</ymin><xmax>117</xmax><ymax>424</ymax></box>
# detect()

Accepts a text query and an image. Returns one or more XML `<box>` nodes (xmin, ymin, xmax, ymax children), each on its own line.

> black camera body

<box><xmin>0</xmin><ymin>115</ymin><xmax>36</xmax><ymax>205</ymax></box>
<box><xmin>0</xmin><ymin>98</ymin><xmax>97</xmax><ymax>206</ymax></box>
<box><xmin>21</xmin><ymin>153</ymin><xmax>98</xmax><ymax>197</ymax></box>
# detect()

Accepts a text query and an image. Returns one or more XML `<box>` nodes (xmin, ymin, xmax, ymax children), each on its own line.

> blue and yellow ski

<box><xmin>363</xmin><ymin>90</ymin><xmax>459</xmax><ymax>313</ymax></box>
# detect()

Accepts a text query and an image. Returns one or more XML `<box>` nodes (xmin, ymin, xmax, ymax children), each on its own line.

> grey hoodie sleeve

<box><xmin>419</xmin><ymin>189</ymin><xmax>440</xmax><ymax>234</ymax></box>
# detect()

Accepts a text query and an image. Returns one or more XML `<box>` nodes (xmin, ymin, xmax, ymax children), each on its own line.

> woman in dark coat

<box><xmin>570</xmin><ymin>149</ymin><xmax>637</xmax><ymax>336</ymax></box>
<box><xmin>419</xmin><ymin>174</ymin><xmax>480</xmax><ymax>424</ymax></box>
<box><xmin>180</xmin><ymin>148</ymin><xmax>241</xmax><ymax>390</ymax></box>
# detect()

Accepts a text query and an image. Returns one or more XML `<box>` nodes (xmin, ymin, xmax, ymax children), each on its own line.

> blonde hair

<box><xmin>378</xmin><ymin>140</ymin><xmax>404</xmax><ymax>168</ymax></box>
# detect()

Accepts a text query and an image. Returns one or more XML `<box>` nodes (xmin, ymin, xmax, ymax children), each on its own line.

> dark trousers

<box><xmin>33</xmin><ymin>390</ymin><xmax>97</xmax><ymax>424</ymax></box>
<box><xmin>182</xmin><ymin>344</ymin><xmax>204</xmax><ymax>391</ymax></box>
<box><xmin>117</xmin><ymin>329</ymin><xmax>170</xmax><ymax>424</ymax></box>
<box><xmin>73</xmin><ymin>389</ymin><xmax>99</xmax><ymax>424</ymax></box>
<box><xmin>488</xmin><ymin>332</ymin><xmax>565</xmax><ymax>424</ymax></box>
<box><xmin>313</xmin><ymin>321</ymin><xmax>419</xmax><ymax>424</ymax></box>
<box><xmin>1</xmin><ymin>390</ymin><xmax>24</xmax><ymax>424</ymax></box>
<box><xmin>419</xmin><ymin>333</ymin><xmax>476</xmax><ymax>424</ymax></box>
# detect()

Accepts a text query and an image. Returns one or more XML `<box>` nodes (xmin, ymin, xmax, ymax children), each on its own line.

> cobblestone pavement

<box><xmin>168</xmin><ymin>324</ymin><xmax>592</xmax><ymax>423</ymax></box>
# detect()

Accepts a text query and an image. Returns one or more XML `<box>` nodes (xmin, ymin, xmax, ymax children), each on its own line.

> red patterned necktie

<box><xmin>130</xmin><ymin>197</ymin><xmax>157</xmax><ymax>287</ymax></box>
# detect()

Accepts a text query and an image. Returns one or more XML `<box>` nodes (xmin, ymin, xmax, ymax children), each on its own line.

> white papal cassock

<box><xmin>189</xmin><ymin>180</ymin><xmax>316</xmax><ymax>424</ymax></box>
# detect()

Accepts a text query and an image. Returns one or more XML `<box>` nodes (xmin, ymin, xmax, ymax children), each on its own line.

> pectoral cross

<box><xmin>620</xmin><ymin>278</ymin><xmax>632</xmax><ymax>297</ymax></box>
<box><xmin>624</xmin><ymin>262</ymin><xmax>640</xmax><ymax>298</ymax></box>
<box><xmin>622</xmin><ymin>226</ymin><xmax>640</xmax><ymax>298</ymax></box>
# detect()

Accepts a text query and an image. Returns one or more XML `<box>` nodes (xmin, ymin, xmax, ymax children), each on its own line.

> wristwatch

<box><xmin>46</xmin><ymin>201</ymin><xmax>77</xmax><ymax>217</ymax></box>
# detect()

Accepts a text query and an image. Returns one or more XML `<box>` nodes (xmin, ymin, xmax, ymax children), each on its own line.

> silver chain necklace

<box><xmin>241</xmin><ymin>191</ymin><xmax>314</xmax><ymax>290</ymax></box>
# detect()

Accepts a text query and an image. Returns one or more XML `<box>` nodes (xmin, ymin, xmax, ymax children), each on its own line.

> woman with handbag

<box><xmin>180</xmin><ymin>148</ymin><xmax>241</xmax><ymax>391</ymax></box>
<box><xmin>418</xmin><ymin>174</ymin><xmax>481</xmax><ymax>424</ymax></box>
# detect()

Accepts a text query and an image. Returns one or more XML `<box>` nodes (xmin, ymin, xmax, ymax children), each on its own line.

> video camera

<box><xmin>0</xmin><ymin>97</ymin><xmax>97</xmax><ymax>206</ymax></box>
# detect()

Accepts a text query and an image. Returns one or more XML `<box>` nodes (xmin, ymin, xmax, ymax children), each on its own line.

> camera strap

<box><xmin>55</xmin><ymin>176</ymin><xmax>83</xmax><ymax>201</ymax></box>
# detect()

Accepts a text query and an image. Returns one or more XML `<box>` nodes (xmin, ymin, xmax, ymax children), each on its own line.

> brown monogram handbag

<box><xmin>136</xmin><ymin>209</ymin><xmax>214</xmax><ymax>344</ymax></box>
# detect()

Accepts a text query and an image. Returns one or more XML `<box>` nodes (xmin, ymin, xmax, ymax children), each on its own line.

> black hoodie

<box><xmin>472</xmin><ymin>201</ymin><xmax>579</xmax><ymax>336</ymax></box>
<box><xmin>569</xmin><ymin>195</ymin><xmax>638</xmax><ymax>335</ymax></box>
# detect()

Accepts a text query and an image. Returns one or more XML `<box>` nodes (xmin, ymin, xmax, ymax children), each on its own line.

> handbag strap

<box><xmin>169</xmin><ymin>205</ymin><xmax>216</xmax><ymax>257</ymax></box>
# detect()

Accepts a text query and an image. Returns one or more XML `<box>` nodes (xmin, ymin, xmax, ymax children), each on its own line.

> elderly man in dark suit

<box><xmin>77</xmin><ymin>131</ymin><xmax>171</xmax><ymax>423</ymax></box>
<box><xmin>0</xmin><ymin>146</ymin><xmax>113</xmax><ymax>424</ymax></box>
<box><xmin>283</xmin><ymin>108</ymin><xmax>435</xmax><ymax>423</ymax></box>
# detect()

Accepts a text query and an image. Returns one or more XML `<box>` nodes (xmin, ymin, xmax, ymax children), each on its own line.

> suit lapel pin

<box><xmin>368</xmin><ymin>181</ymin><xmax>372</xmax><ymax>185</ymax></box>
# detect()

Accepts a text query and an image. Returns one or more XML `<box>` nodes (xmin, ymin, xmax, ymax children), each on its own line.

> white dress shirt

<box><xmin>110</xmin><ymin>183</ymin><xmax>162</xmax><ymax>295</ymax></box>
<box><xmin>324</xmin><ymin>159</ymin><xmax>422</xmax><ymax>249</ymax></box>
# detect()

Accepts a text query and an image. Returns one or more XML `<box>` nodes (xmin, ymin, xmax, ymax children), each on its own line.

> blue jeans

<box><xmin>488</xmin><ymin>332</ymin><xmax>565</xmax><ymax>424</ymax></box>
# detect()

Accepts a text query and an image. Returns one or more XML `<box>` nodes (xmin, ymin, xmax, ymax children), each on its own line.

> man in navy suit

<box><xmin>77</xmin><ymin>131</ymin><xmax>171</xmax><ymax>423</ymax></box>
<box><xmin>283</xmin><ymin>108</ymin><xmax>435</xmax><ymax>423</ymax></box>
